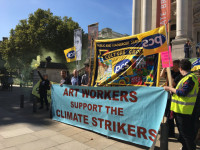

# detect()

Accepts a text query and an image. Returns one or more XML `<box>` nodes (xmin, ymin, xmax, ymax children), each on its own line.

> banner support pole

<box><xmin>165</xmin><ymin>23</ymin><xmax>172</xmax><ymax>88</ymax></box>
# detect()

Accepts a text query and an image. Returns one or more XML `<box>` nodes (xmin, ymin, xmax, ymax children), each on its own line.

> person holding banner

<box><xmin>81</xmin><ymin>62</ymin><xmax>91</xmax><ymax>86</ymax></box>
<box><xmin>60</xmin><ymin>70</ymin><xmax>71</xmax><ymax>86</ymax></box>
<box><xmin>37</xmin><ymin>70</ymin><xmax>50</xmax><ymax>110</ymax></box>
<box><xmin>161</xmin><ymin>60</ymin><xmax>182</xmax><ymax>138</ymax></box>
<box><xmin>71</xmin><ymin>69</ymin><xmax>81</xmax><ymax>86</ymax></box>
<box><xmin>164</xmin><ymin>59</ymin><xmax>199</xmax><ymax>150</ymax></box>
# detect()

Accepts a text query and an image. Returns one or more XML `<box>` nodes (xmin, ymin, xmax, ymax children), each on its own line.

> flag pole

<box><xmin>165</xmin><ymin>22</ymin><xmax>172</xmax><ymax>88</ymax></box>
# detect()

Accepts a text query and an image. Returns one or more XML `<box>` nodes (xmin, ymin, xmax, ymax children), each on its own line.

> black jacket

<box><xmin>38</xmin><ymin>71</ymin><xmax>50</xmax><ymax>94</ymax></box>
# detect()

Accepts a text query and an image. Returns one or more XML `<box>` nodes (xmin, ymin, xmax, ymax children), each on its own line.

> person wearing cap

<box><xmin>164</xmin><ymin>59</ymin><xmax>199</xmax><ymax>150</ymax></box>
<box><xmin>37</xmin><ymin>70</ymin><xmax>50</xmax><ymax>110</ymax></box>
<box><xmin>81</xmin><ymin>60</ymin><xmax>91</xmax><ymax>86</ymax></box>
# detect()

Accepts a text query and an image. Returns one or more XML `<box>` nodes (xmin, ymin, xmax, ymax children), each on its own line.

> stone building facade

<box><xmin>98</xmin><ymin>28</ymin><xmax>128</xmax><ymax>39</ymax></box>
<box><xmin>132</xmin><ymin>0</ymin><xmax>200</xmax><ymax>59</ymax></box>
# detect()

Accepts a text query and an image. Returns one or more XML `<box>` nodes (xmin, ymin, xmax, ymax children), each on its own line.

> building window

<box><xmin>171</xmin><ymin>24</ymin><xmax>176</xmax><ymax>31</ymax></box>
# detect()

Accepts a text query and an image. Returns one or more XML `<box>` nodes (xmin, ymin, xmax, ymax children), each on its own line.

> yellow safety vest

<box><xmin>171</xmin><ymin>73</ymin><xmax>199</xmax><ymax>115</ymax></box>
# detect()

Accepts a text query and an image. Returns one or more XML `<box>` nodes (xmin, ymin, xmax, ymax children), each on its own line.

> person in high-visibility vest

<box><xmin>164</xmin><ymin>59</ymin><xmax>199</xmax><ymax>150</ymax></box>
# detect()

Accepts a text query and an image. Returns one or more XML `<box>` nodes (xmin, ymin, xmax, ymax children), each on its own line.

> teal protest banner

<box><xmin>51</xmin><ymin>85</ymin><xmax>168</xmax><ymax>147</ymax></box>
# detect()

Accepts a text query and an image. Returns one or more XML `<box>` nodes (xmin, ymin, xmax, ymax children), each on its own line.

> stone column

<box><xmin>132</xmin><ymin>0</ymin><xmax>141</xmax><ymax>35</ymax></box>
<box><xmin>141</xmin><ymin>0</ymin><xmax>152</xmax><ymax>32</ymax></box>
<box><xmin>176</xmin><ymin>0</ymin><xmax>189</xmax><ymax>39</ymax></box>
<box><xmin>172</xmin><ymin>0</ymin><xmax>193</xmax><ymax>59</ymax></box>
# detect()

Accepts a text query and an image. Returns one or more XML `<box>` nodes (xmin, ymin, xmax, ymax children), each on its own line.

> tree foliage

<box><xmin>0</xmin><ymin>8</ymin><xmax>86</xmax><ymax>73</ymax></box>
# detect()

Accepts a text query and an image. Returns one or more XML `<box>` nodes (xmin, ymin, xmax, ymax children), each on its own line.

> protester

<box><xmin>8</xmin><ymin>75</ymin><xmax>13</xmax><ymax>91</ymax></box>
<box><xmin>160</xmin><ymin>60</ymin><xmax>182</xmax><ymax>138</ymax></box>
<box><xmin>194</xmin><ymin>73</ymin><xmax>200</xmax><ymax>142</ymax></box>
<box><xmin>81</xmin><ymin>62</ymin><xmax>91</xmax><ymax>86</ymax></box>
<box><xmin>60</xmin><ymin>70</ymin><xmax>71</xmax><ymax>86</ymax></box>
<box><xmin>37</xmin><ymin>70</ymin><xmax>50</xmax><ymax>110</ymax></box>
<box><xmin>164</xmin><ymin>59</ymin><xmax>199</xmax><ymax>150</ymax></box>
<box><xmin>71</xmin><ymin>69</ymin><xmax>81</xmax><ymax>86</ymax></box>
<box><xmin>184</xmin><ymin>40</ymin><xmax>191</xmax><ymax>58</ymax></box>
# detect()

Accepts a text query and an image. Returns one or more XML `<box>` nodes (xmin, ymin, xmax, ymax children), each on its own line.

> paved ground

<box><xmin>0</xmin><ymin>86</ymin><xmax>190</xmax><ymax>150</ymax></box>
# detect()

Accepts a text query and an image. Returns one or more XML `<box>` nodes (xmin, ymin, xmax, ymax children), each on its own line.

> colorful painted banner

<box><xmin>161</xmin><ymin>46</ymin><xmax>173</xmax><ymax>68</ymax></box>
<box><xmin>51</xmin><ymin>84</ymin><xmax>168</xmax><ymax>148</ymax></box>
<box><xmin>91</xmin><ymin>27</ymin><xmax>169</xmax><ymax>87</ymax></box>
<box><xmin>88</xmin><ymin>23</ymin><xmax>99</xmax><ymax>58</ymax></box>
<box><xmin>74</xmin><ymin>28</ymin><xmax>82</xmax><ymax>60</ymax></box>
<box><xmin>64</xmin><ymin>47</ymin><xmax>76</xmax><ymax>63</ymax></box>
<box><xmin>190</xmin><ymin>58</ymin><xmax>200</xmax><ymax>71</ymax></box>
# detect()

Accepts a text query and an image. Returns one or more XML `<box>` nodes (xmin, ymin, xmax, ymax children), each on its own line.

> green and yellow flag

<box><xmin>64</xmin><ymin>47</ymin><xmax>76</xmax><ymax>62</ymax></box>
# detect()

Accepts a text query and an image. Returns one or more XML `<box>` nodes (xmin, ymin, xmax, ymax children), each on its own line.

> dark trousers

<box><xmin>174</xmin><ymin>113</ymin><xmax>196</xmax><ymax>150</ymax></box>
<box><xmin>165</xmin><ymin>92</ymin><xmax>175</xmax><ymax>136</ymax></box>
<box><xmin>185</xmin><ymin>50</ymin><xmax>190</xmax><ymax>58</ymax></box>
<box><xmin>40</xmin><ymin>92</ymin><xmax>48</xmax><ymax>107</ymax></box>
<box><xmin>167</xmin><ymin>117</ymin><xmax>175</xmax><ymax>136</ymax></box>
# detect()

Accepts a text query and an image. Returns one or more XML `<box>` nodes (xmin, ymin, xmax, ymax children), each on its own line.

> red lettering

<box><xmin>56</xmin><ymin>109</ymin><xmax>60</xmax><ymax>117</ymax></box>
<box><xmin>149</xmin><ymin>129</ymin><xmax>157</xmax><ymax>142</ymax></box>
<box><xmin>105</xmin><ymin>120</ymin><xmax>112</xmax><ymax>131</ymax></box>
<box><xmin>69</xmin><ymin>89</ymin><xmax>74</xmax><ymax>96</ymax></box>
<box><xmin>61</xmin><ymin>110</ymin><xmax>65</xmax><ymax>118</ymax></box>
<box><xmin>71</xmin><ymin>101</ymin><xmax>74</xmax><ymax>108</ymax></box>
<box><xmin>117</xmin><ymin>123</ymin><xmax>126</xmax><ymax>134</ymax></box>
<box><xmin>83</xmin><ymin>115</ymin><xmax>89</xmax><ymax>124</ymax></box>
<box><xmin>111</xmin><ymin>107</ymin><xmax>117</xmax><ymax>115</ymax></box>
<box><xmin>92</xmin><ymin>117</ymin><xmax>97</xmax><ymax>126</ymax></box>
<box><xmin>118</xmin><ymin>107</ymin><xmax>124</xmax><ymax>116</ymax></box>
<box><xmin>97</xmin><ymin>90</ymin><xmax>103</xmax><ymax>99</ymax></box>
<box><xmin>105</xmin><ymin>106</ymin><xmax>110</xmax><ymax>114</ymax></box>
<box><xmin>129</xmin><ymin>91</ymin><xmax>137</xmax><ymax>102</ymax></box>
<box><xmin>74</xmin><ymin>89</ymin><xmax>79</xmax><ymax>97</ymax></box>
<box><xmin>128</xmin><ymin>124</ymin><xmax>136</xmax><ymax>137</ymax></box>
<box><xmin>113</xmin><ymin>121</ymin><xmax>116</xmax><ymax>132</ymax></box>
<box><xmin>88</xmin><ymin>104</ymin><xmax>92</xmax><ymax>111</ymax></box>
<box><xmin>120</xmin><ymin>91</ymin><xmax>128</xmax><ymax>102</ymax></box>
<box><xmin>90</xmin><ymin>90</ymin><xmax>96</xmax><ymax>99</ymax></box>
<box><xmin>73</xmin><ymin>113</ymin><xmax>78</xmax><ymax>122</ymax></box>
<box><xmin>104</xmin><ymin>90</ymin><xmax>111</xmax><ymax>100</ymax></box>
<box><xmin>67</xmin><ymin>112</ymin><xmax>73</xmax><ymax>120</ymax></box>
<box><xmin>98</xmin><ymin>118</ymin><xmax>104</xmax><ymax>128</ymax></box>
<box><xmin>93</xmin><ymin>104</ymin><xmax>97</xmax><ymax>112</ymax></box>
<box><xmin>98</xmin><ymin>105</ymin><xmax>103</xmax><ymax>112</ymax></box>
<box><xmin>77</xmin><ymin>114</ymin><xmax>82</xmax><ymax>122</ymax></box>
<box><xmin>83</xmin><ymin>103</ymin><xmax>87</xmax><ymax>109</ymax></box>
<box><xmin>137</xmin><ymin>126</ymin><xmax>147</xmax><ymax>139</ymax></box>
<box><xmin>113</xmin><ymin>91</ymin><xmax>119</xmax><ymax>101</ymax></box>
<box><xmin>63</xmin><ymin>88</ymin><xmax>68</xmax><ymax>96</ymax></box>
<box><xmin>82</xmin><ymin>89</ymin><xmax>90</xmax><ymax>98</ymax></box>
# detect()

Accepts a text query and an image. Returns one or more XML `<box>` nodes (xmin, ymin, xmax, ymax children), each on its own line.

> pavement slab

<box><xmin>1</xmin><ymin>134</ymin><xmax>38</xmax><ymax>148</ymax></box>
<box><xmin>56</xmin><ymin>140</ymin><xmax>91</xmax><ymax>150</ymax></box>
<box><xmin>32</xmin><ymin>129</ymin><xmax>58</xmax><ymax>138</ymax></box>
<box><xmin>16</xmin><ymin>138</ymin><xmax>59</xmax><ymax>150</ymax></box>
<box><xmin>0</xmin><ymin>127</ymin><xmax>34</xmax><ymax>138</ymax></box>
<box><xmin>84</xmin><ymin>136</ymin><xmax>116</xmax><ymax>150</ymax></box>
<box><xmin>49</xmin><ymin>134</ymin><xmax>73</xmax><ymax>144</ymax></box>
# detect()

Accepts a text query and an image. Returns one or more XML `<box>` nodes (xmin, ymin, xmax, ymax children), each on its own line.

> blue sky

<box><xmin>0</xmin><ymin>0</ymin><xmax>132</xmax><ymax>39</ymax></box>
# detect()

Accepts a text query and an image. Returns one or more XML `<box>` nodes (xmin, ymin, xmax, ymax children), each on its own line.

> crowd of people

<box><xmin>163</xmin><ymin>59</ymin><xmax>200</xmax><ymax>150</ymax></box>
<box><xmin>36</xmin><ymin>57</ymin><xmax>200</xmax><ymax>150</ymax></box>
<box><xmin>37</xmin><ymin>62</ymin><xmax>91</xmax><ymax>110</ymax></box>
